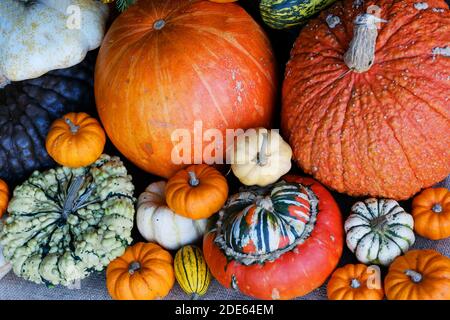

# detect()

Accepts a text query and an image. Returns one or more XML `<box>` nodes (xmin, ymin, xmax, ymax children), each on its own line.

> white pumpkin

<box><xmin>0</xmin><ymin>0</ymin><xmax>108</xmax><ymax>87</ymax></box>
<box><xmin>231</xmin><ymin>128</ymin><xmax>292</xmax><ymax>187</ymax></box>
<box><xmin>0</xmin><ymin>222</ymin><xmax>11</xmax><ymax>281</ymax></box>
<box><xmin>345</xmin><ymin>198</ymin><xmax>415</xmax><ymax>266</ymax></box>
<box><xmin>137</xmin><ymin>181</ymin><xmax>207</xmax><ymax>250</ymax></box>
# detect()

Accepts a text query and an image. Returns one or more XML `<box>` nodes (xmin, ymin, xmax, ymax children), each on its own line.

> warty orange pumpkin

<box><xmin>95</xmin><ymin>0</ymin><xmax>277</xmax><ymax>178</ymax></box>
<box><xmin>282</xmin><ymin>0</ymin><xmax>450</xmax><ymax>200</ymax></box>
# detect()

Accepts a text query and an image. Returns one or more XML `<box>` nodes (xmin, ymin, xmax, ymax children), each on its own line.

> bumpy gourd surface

<box><xmin>0</xmin><ymin>154</ymin><xmax>135</xmax><ymax>286</ymax></box>
<box><xmin>215</xmin><ymin>180</ymin><xmax>318</xmax><ymax>265</ymax></box>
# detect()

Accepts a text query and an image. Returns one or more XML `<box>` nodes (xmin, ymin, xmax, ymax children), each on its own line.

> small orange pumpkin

<box><xmin>46</xmin><ymin>112</ymin><xmax>106</xmax><ymax>168</ymax></box>
<box><xmin>106</xmin><ymin>242</ymin><xmax>175</xmax><ymax>300</ymax></box>
<box><xmin>327</xmin><ymin>264</ymin><xmax>384</xmax><ymax>300</ymax></box>
<box><xmin>385</xmin><ymin>249</ymin><xmax>450</xmax><ymax>300</ymax></box>
<box><xmin>165</xmin><ymin>164</ymin><xmax>228</xmax><ymax>220</ymax></box>
<box><xmin>412</xmin><ymin>188</ymin><xmax>450</xmax><ymax>240</ymax></box>
<box><xmin>0</xmin><ymin>179</ymin><xmax>9</xmax><ymax>218</ymax></box>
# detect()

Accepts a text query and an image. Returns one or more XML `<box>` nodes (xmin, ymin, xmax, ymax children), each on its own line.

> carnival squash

<box><xmin>174</xmin><ymin>245</ymin><xmax>211</xmax><ymax>299</ymax></box>
<box><xmin>0</xmin><ymin>179</ymin><xmax>9</xmax><ymax>219</ymax></box>
<box><xmin>46</xmin><ymin>112</ymin><xmax>106</xmax><ymax>168</ymax></box>
<box><xmin>0</xmin><ymin>53</ymin><xmax>97</xmax><ymax>184</ymax></box>
<box><xmin>345</xmin><ymin>198</ymin><xmax>415</xmax><ymax>266</ymax></box>
<box><xmin>260</xmin><ymin>0</ymin><xmax>337</xmax><ymax>29</ymax></box>
<box><xmin>0</xmin><ymin>155</ymin><xmax>135</xmax><ymax>286</ymax></box>
<box><xmin>385</xmin><ymin>249</ymin><xmax>450</xmax><ymax>300</ymax></box>
<box><xmin>327</xmin><ymin>264</ymin><xmax>384</xmax><ymax>300</ymax></box>
<box><xmin>203</xmin><ymin>176</ymin><xmax>343</xmax><ymax>300</ymax></box>
<box><xmin>166</xmin><ymin>164</ymin><xmax>228</xmax><ymax>220</ymax></box>
<box><xmin>282</xmin><ymin>0</ymin><xmax>450</xmax><ymax>200</ymax></box>
<box><xmin>95</xmin><ymin>0</ymin><xmax>277</xmax><ymax>178</ymax></box>
<box><xmin>412</xmin><ymin>187</ymin><xmax>450</xmax><ymax>240</ymax></box>
<box><xmin>137</xmin><ymin>181</ymin><xmax>207</xmax><ymax>250</ymax></box>
<box><xmin>106</xmin><ymin>242</ymin><xmax>175</xmax><ymax>300</ymax></box>
<box><xmin>0</xmin><ymin>0</ymin><xmax>108</xmax><ymax>86</ymax></box>
<box><xmin>231</xmin><ymin>128</ymin><xmax>292</xmax><ymax>187</ymax></box>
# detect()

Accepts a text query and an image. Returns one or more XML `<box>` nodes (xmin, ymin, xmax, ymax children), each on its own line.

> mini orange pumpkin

<box><xmin>46</xmin><ymin>112</ymin><xmax>106</xmax><ymax>168</ymax></box>
<box><xmin>412</xmin><ymin>188</ymin><xmax>450</xmax><ymax>240</ymax></box>
<box><xmin>327</xmin><ymin>264</ymin><xmax>384</xmax><ymax>300</ymax></box>
<box><xmin>385</xmin><ymin>249</ymin><xmax>450</xmax><ymax>300</ymax></box>
<box><xmin>165</xmin><ymin>164</ymin><xmax>228</xmax><ymax>220</ymax></box>
<box><xmin>106</xmin><ymin>242</ymin><xmax>175</xmax><ymax>300</ymax></box>
<box><xmin>0</xmin><ymin>179</ymin><xmax>9</xmax><ymax>218</ymax></box>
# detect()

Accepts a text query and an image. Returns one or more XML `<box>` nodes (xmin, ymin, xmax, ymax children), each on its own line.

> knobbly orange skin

<box><xmin>282</xmin><ymin>0</ymin><xmax>450</xmax><ymax>200</ymax></box>
<box><xmin>385</xmin><ymin>249</ymin><xmax>450</xmax><ymax>300</ymax></box>
<box><xmin>412</xmin><ymin>188</ymin><xmax>450</xmax><ymax>240</ymax></box>
<box><xmin>106</xmin><ymin>242</ymin><xmax>175</xmax><ymax>300</ymax></box>
<box><xmin>327</xmin><ymin>264</ymin><xmax>384</xmax><ymax>300</ymax></box>
<box><xmin>95</xmin><ymin>0</ymin><xmax>277</xmax><ymax>179</ymax></box>
<box><xmin>203</xmin><ymin>176</ymin><xmax>343</xmax><ymax>300</ymax></box>
<box><xmin>0</xmin><ymin>179</ymin><xmax>9</xmax><ymax>218</ymax></box>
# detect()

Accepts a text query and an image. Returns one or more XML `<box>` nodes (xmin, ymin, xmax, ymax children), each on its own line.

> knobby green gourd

<box><xmin>0</xmin><ymin>154</ymin><xmax>135</xmax><ymax>286</ymax></box>
<box><xmin>345</xmin><ymin>198</ymin><xmax>415</xmax><ymax>266</ymax></box>
<box><xmin>260</xmin><ymin>0</ymin><xmax>337</xmax><ymax>29</ymax></box>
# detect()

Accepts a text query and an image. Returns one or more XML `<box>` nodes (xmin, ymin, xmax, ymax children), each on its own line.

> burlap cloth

<box><xmin>0</xmin><ymin>176</ymin><xmax>449</xmax><ymax>300</ymax></box>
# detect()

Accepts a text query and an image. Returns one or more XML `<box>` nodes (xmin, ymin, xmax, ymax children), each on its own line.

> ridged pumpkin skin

<box><xmin>0</xmin><ymin>179</ymin><xmax>9</xmax><ymax>218</ymax></box>
<box><xmin>384</xmin><ymin>249</ymin><xmax>450</xmax><ymax>300</ymax></box>
<box><xmin>260</xmin><ymin>0</ymin><xmax>337</xmax><ymax>29</ymax></box>
<box><xmin>174</xmin><ymin>245</ymin><xmax>211</xmax><ymax>298</ymax></box>
<box><xmin>282</xmin><ymin>0</ymin><xmax>450</xmax><ymax>200</ymax></box>
<box><xmin>106</xmin><ymin>242</ymin><xmax>175</xmax><ymax>300</ymax></box>
<box><xmin>203</xmin><ymin>176</ymin><xmax>343</xmax><ymax>300</ymax></box>
<box><xmin>327</xmin><ymin>264</ymin><xmax>384</xmax><ymax>300</ymax></box>
<box><xmin>95</xmin><ymin>0</ymin><xmax>277</xmax><ymax>178</ymax></box>
<box><xmin>412</xmin><ymin>187</ymin><xmax>450</xmax><ymax>240</ymax></box>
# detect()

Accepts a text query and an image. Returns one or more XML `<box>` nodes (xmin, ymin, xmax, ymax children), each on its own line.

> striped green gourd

<box><xmin>260</xmin><ymin>0</ymin><xmax>337</xmax><ymax>29</ymax></box>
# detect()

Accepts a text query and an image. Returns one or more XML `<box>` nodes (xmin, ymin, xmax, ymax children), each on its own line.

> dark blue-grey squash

<box><xmin>0</xmin><ymin>53</ymin><xmax>96</xmax><ymax>184</ymax></box>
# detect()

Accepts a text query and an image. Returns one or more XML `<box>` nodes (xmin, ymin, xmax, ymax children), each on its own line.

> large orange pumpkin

<box><xmin>95</xmin><ymin>0</ymin><xmax>277</xmax><ymax>178</ymax></box>
<box><xmin>282</xmin><ymin>0</ymin><xmax>450</xmax><ymax>200</ymax></box>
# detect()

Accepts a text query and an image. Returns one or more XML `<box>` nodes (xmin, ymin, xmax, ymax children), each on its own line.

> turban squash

<box><xmin>203</xmin><ymin>176</ymin><xmax>343</xmax><ymax>300</ymax></box>
<box><xmin>0</xmin><ymin>53</ymin><xmax>97</xmax><ymax>184</ymax></box>
<box><xmin>282</xmin><ymin>0</ymin><xmax>450</xmax><ymax>200</ymax></box>
<box><xmin>95</xmin><ymin>0</ymin><xmax>277</xmax><ymax>178</ymax></box>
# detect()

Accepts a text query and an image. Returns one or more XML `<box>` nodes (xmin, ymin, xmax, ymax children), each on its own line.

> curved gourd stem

<box><xmin>432</xmin><ymin>204</ymin><xmax>443</xmax><ymax>213</ymax></box>
<box><xmin>61</xmin><ymin>175</ymin><xmax>86</xmax><ymax>220</ymax></box>
<box><xmin>128</xmin><ymin>261</ymin><xmax>141</xmax><ymax>275</ymax></box>
<box><xmin>350</xmin><ymin>278</ymin><xmax>361</xmax><ymax>289</ymax></box>
<box><xmin>188</xmin><ymin>171</ymin><xmax>200</xmax><ymax>187</ymax></box>
<box><xmin>257</xmin><ymin>132</ymin><xmax>269</xmax><ymax>166</ymax></box>
<box><xmin>65</xmin><ymin>117</ymin><xmax>80</xmax><ymax>134</ymax></box>
<box><xmin>344</xmin><ymin>14</ymin><xmax>387</xmax><ymax>73</ymax></box>
<box><xmin>405</xmin><ymin>269</ymin><xmax>422</xmax><ymax>283</ymax></box>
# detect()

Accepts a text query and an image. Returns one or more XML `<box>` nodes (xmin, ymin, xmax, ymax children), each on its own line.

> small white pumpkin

<box><xmin>345</xmin><ymin>198</ymin><xmax>415</xmax><ymax>266</ymax></box>
<box><xmin>0</xmin><ymin>0</ymin><xmax>109</xmax><ymax>87</ymax></box>
<box><xmin>0</xmin><ymin>222</ymin><xmax>11</xmax><ymax>281</ymax></box>
<box><xmin>231</xmin><ymin>128</ymin><xmax>292</xmax><ymax>187</ymax></box>
<box><xmin>137</xmin><ymin>181</ymin><xmax>207</xmax><ymax>250</ymax></box>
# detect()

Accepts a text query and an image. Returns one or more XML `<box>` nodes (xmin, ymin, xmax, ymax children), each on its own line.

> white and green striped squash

<box><xmin>0</xmin><ymin>154</ymin><xmax>135</xmax><ymax>286</ymax></box>
<box><xmin>345</xmin><ymin>198</ymin><xmax>415</xmax><ymax>267</ymax></box>
<box><xmin>260</xmin><ymin>0</ymin><xmax>337</xmax><ymax>29</ymax></box>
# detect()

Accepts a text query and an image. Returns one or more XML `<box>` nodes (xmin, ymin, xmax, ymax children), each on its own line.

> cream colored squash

<box><xmin>0</xmin><ymin>0</ymin><xmax>108</xmax><ymax>87</ymax></box>
<box><xmin>137</xmin><ymin>181</ymin><xmax>207</xmax><ymax>250</ymax></box>
<box><xmin>231</xmin><ymin>128</ymin><xmax>292</xmax><ymax>187</ymax></box>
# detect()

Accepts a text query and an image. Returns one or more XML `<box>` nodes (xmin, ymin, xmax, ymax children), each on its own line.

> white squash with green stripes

<box><xmin>345</xmin><ymin>198</ymin><xmax>415</xmax><ymax>266</ymax></box>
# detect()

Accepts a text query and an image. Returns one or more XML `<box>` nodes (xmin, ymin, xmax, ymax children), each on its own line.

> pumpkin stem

<box><xmin>188</xmin><ymin>171</ymin><xmax>200</xmax><ymax>187</ymax></box>
<box><xmin>64</xmin><ymin>117</ymin><xmax>80</xmax><ymax>134</ymax></box>
<box><xmin>128</xmin><ymin>261</ymin><xmax>141</xmax><ymax>275</ymax></box>
<box><xmin>61</xmin><ymin>175</ymin><xmax>86</xmax><ymax>220</ymax></box>
<box><xmin>256</xmin><ymin>132</ymin><xmax>269</xmax><ymax>166</ymax></box>
<box><xmin>344</xmin><ymin>14</ymin><xmax>387</xmax><ymax>73</ymax></box>
<box><xmin>153</xmin><ymin>19</ymin><xmax>166</xmax><ymax>30</ymax></box>
<box><xmin>405</xmin><ymin>269</ymin><xmax>422</xmax><ymax>283</ymax></box>
<box><xmin>191</xmin><ymin>293</ymin><xmax>200</xmax><ymax>300</ymax></box>
<box><xmin>350</xmin><ymin>278</ymin><xmax>361</xmax><ymax>289</ymax></box>
<box><xmin>256</xmin><ymin>195</ymin><xmax>274</xmax><ymax>212</ymax></box>
<box><xmin>432</xmin><ymin>203</ymin><xmax>443</xmax><ymax>213</ymax></box>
